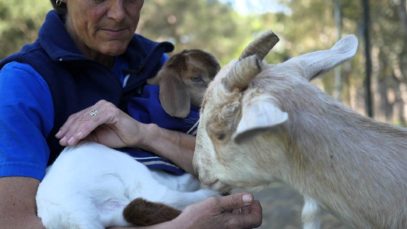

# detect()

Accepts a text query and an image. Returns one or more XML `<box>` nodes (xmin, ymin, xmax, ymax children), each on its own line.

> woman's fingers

<box><xmin>216</xmin><ymin>193</ymin><xmax>262</xmax><ymax>228</ymax></box>
<box><xmin>218</xmin><ymin>192</ymin><xmax>254</xmax><ymax>210</ymax></box>
<box><xmin>229</xmin><ymin>200</ymin><xmax>263</xmax><ymax>228</ymax></box>
<box><xmin>56</xmin><ymin>100</ymin><xmax>118</xmax><ymax>146</ymax></box>
<box><xmin>180</xmin><ymin>193</ymin><xmax>263</xmax><ymax>229</ymax></box>
<box><xmin>57</xmin><ymin>109</ymin><xmax>96</xmax><ymax>145</ymax></box>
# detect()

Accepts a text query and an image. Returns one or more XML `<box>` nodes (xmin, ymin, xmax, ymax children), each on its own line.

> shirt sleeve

<box><xmin>0</xmin><ymin>61</ymin><xmax>54</xmax><ymax>180</ymax></box>
<box><xmin>160</xmin><ymin>53</ymin><xmax>169</xmax><ymax>65</ymax></box>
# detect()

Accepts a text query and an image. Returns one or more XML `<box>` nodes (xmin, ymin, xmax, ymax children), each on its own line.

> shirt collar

<box><xmin>39</xmin><ymin>10</ymin><xmax>85</xmax><ymax>61</ymax></box>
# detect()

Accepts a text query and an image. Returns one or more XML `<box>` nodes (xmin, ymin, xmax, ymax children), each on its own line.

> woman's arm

<box><xmin>0</xmin><ymin>177</ymin><xmax>45</xmax><ymax>229</ymax></box>
<box><xmin>56</xmin><ymin>100</ymin><xmax>195</xmax><ymax>174</ymax></box>
<box><xmin>109</xmin><ymin>193</ymin><xmax>262</xmax><ymax>229</ymax></box>
<box><xmin>136</xmin><ymin>123</ymin><xmax>195</xmax><ymax>174</ymax></box>
<box><xmin>0</xmin><ymin>62</ymin><xmax>55</xmax><ymax>228</ymax></box>
<box><xmin>0</xmin><ymin>177</ymin><xmax>262</xmax><ymax>229</ymax></box>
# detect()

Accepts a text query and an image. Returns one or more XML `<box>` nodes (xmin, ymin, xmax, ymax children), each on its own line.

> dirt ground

<box><xmin>248</xmin><ymin>182</ymin><xmax>351</xmax><ymax>229</ymax></box>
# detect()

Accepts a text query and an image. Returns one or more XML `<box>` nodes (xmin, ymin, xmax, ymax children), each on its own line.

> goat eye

<box><xmin>207</xmin><ymin>122</ymin><xmax>226</xmax><ymax>141</ymax></box>
<box><xmin>216</xmin><ymin>132</ymin><xmax>226</xmax><ymax>141</ymax></box>
<box><xmin>191</xmin><ymin>75</ymin><xmax>205</xmax><ymax>83</ymax></box>
<box><xmin>216</xmin><ymin>133</ymin><xmax>226</xmax><ymax>141</ymax></box>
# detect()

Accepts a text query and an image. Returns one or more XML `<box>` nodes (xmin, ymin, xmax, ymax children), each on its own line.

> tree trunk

<box><xmin>333</xmin><ymin>0</ymin><xmax>343</xmax><ymax>101</ymax></box>
<box><xmin>362</xmin><ymin>0</ymin><xmax>374</xmax><ymax>117</ymax></box>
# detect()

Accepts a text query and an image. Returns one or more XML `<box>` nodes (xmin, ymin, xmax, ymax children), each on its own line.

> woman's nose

<box><xmin>107</xmin><ymin>0</ymin><xmax>126</xmax><ymax>22</ymax></box>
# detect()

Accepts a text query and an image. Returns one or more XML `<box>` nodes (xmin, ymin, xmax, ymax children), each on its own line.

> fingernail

<box><xmin>242</xmin><ymin>194</ymin><xmax>253</xmax><ymax>205</ymax></box>
<box><xmin>55</xmin><ymin>130</ymin><xmax>61</xmax><ymax>138</ymax></box>
<box><xmin>68</xmin><ymin>137</ymin><xmax>75</xmax><ymax>145</ymax></box>
<box><xmin>59</xmin><ymin>137</ymin><xmax>67</xmax><ymax>145</ymax></box>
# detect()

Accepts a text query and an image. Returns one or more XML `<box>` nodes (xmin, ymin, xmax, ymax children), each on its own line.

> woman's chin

<box><xmin>98</xmin><ymin>42</ymin><xmax>129</xmax><ymax>57</ymax></box>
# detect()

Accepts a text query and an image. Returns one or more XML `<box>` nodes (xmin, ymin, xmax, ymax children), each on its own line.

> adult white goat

<box><xmin>193</xmin><ymin>31</ymin><xmax>407</xmax><ymax>229</ymax></box>
<box><xmin>36</xmin><ymin>49</ymin><xmax>220</xmax><ymax>229</ymax></box>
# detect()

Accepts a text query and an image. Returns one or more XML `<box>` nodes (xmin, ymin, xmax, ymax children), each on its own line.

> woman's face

<box><xmin>64</xmin><ymin>0</ymin><xmax>144</xmax><ymax>62</ymax></box>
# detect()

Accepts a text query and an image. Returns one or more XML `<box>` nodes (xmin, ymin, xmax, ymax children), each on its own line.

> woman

<box><xmin>0</xmin><ymin>0</ymin><xmax>262</xmax><ymax>228</ymax></box>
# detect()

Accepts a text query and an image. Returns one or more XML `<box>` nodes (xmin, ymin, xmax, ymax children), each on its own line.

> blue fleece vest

<box><xmin>0</xmin><ymin>11</ymin><xmax>178</xmax><ymax>170</ymax></box>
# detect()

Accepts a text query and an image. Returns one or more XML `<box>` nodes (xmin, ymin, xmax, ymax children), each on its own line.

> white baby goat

<box><xmin>36</xmin><ymin>49</ymin><xmax>220</xmax><ymax>229</ymax></box>
<box><xmin>37</xmin><ymin>142</ymin><xmax>217</xmax><ymax>229</ymax></box>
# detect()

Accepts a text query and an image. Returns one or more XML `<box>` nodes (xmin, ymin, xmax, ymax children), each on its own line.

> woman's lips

<box><xmin>101</xmin><ymin>28</ymin><xmax>129</xmax><ymax>39</ymax></box>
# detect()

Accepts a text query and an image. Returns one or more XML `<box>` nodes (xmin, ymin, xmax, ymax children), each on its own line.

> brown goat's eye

<box><xmin>191</xmin><ymin>74</ymin><xmax>205</xmax><ymax>84</ymax></box>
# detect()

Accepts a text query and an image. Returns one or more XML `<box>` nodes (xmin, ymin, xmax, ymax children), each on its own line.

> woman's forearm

<box><xmin>136</xmin><ymin>123</ymin><xmax>196</xmax><ymax>175</ymax></box>
<box><xmin>54</xmin><ymin>101</ymin><xmax>196</xmax><ymax>174</ymax></box>
<box><xmin>0</xmin><ymin>177</ymin><xmax>46</xmax><ymax>229</ymax></box>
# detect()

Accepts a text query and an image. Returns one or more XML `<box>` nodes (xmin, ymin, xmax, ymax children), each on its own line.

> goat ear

<box><xmin>283</xmin><ymin>35</ymin><xmax>358</xmax><ymax>81</ymax></box>
<box><xmin>233</xmin><ymin>95</ymin><xmax>288</xmax><ymax>144</ymax></box>
<box><xmin>158</xmin><ymin>70</ymin><xmax>191</xmax><ymax>118</ymax></box>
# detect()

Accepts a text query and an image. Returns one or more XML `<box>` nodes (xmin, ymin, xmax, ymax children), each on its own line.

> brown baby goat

<box><xmin>148</xmin><ymin>49</ymin><xmax>220</xmax><ymax>118</ymax></box>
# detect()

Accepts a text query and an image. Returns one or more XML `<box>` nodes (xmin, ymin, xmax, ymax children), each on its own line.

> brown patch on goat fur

<box><xmin>206</xmin><ymin>98</ymin><xmax>243</xmax><ymax>164</ymax></box>
<box><xmin>123</xmin><ymin>198</ymin><xmax>181</xmax><ymax>226</ymax></box>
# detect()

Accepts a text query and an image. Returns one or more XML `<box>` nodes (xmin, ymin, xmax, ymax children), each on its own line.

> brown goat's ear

<box><xmin>233</xmin><ymin>95</ymin><xmax>288</xmax><ymax>143</ymax></box>
<box><xmin>158</xmin><ymin>70</ymin><xmax>191</xmax><ymax>118</ymax></box>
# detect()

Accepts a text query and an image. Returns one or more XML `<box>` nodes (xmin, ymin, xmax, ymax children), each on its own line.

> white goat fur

<box><xmin>193</xmin><ymin>34</ymin><xmax>407</xmax><ymax>228</ymax></box>
<box><xmin>37</xmin><ymin>142</ymin><xmax>217</xmax><ymax>229</ymax></box>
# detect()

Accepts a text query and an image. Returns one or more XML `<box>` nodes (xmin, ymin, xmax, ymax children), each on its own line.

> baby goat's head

<box><xmin>148</xmin><ymin>49</ymin><xmax>220</xmax><ymax>118</ymax></box>
<box><xmin>193</xmin><ymin>31</ymin><xmax>358</xmax><ymax>191</ymax></box>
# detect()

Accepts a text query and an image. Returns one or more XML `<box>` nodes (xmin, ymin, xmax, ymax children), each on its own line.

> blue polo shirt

<box><xmin>0</xmin><ymin>62</ymin><xmax>53</xmax><ymax>179</ymax></box>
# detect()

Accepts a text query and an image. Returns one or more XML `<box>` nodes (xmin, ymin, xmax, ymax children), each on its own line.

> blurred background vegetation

<box><xmin>1</xmin><ymin>1</ymin><xmax>405</xmax><ymax>228</ymax></box>
<box><xmin>0</xmin><ymin>0</ymin><xmax>406</xmax><ymax>124</ymax></box>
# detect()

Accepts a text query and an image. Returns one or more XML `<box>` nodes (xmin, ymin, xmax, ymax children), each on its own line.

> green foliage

<box><xmin>0</xmin><ymin>0</ymin><xmax>405</xmax><ymax>122</ymax></box>
<box><xmin>138</xmin><ymin>0</ymin><xmax>254</xmax><ymax>64</ymax></box>
<box><xmin>0</xmin><ymin>0</ymin><xmax>51</xmax><ymax>58</ymax></box>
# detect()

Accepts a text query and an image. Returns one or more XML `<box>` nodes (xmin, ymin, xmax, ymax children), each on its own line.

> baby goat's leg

<box><xmin>123</xmin><ymin>198</ymin><xmax>181</xmax><ymax>226</ymax></box>
<box><xmin>301</xmin><ymin>196</ymin><xmax>321</xmax><ymax>229</ymax></box>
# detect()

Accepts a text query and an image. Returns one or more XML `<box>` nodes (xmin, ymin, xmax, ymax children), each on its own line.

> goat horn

<box><xmin>239</xmin><ymin>30</ymin><xmax>279</xmax><ymax>60</ymax></box>
<box><xmin>222</xmin><ymin>55</ymin><xmax>261</xmax><ymax>91</ymax></box>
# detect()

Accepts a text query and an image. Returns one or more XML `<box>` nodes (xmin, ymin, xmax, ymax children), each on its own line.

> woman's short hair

<box><xmin>50</xmin><ymin>0</ymin><xmax>67</xmax><ymax>15</ymax></box>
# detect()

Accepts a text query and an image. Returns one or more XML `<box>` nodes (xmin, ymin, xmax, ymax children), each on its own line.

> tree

<box><xmin>138</xmin><ymin>0</ymin><xmax>252</xmax><ymax>64</ymax></box>
<box><xmin>361</xmin><ymin>0</ymin><xmax>373</xmax><ymax>117</ymax></box>
<box><xmin>333</xmin><ymin>0</ymin><xmax>343</xmax><ymax>100</ymax></box>
<box><xmin>0</xmin><ymin>0</ymin><xmax>50</xmax><ymax>59</ymax></box>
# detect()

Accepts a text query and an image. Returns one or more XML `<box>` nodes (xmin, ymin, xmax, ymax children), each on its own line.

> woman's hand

<box><xmin>56</xmin><ymin>99</ymin><xmax>197</xmax><ymax>174</ymax></box>
<box><xmin>175</xmin><ymin>192</ymin><xmax>263</xmax><ymax>229</ymax></box>
<box><xmin>56</xmin><ymin>100</ymin><xmax>145</xmax><ymax>148</ymax></box>
<box><xmin>109</xmin><ymin>193</ymin><xmax>262</xmax><ymax>229</ymax></box>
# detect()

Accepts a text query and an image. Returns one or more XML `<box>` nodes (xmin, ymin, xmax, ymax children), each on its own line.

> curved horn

<box><xmin>239</xmin><ymin>30</ymin><xmax>280</xmax><ymax>60</ymax></box>
<box><xmin>222</xmin><ymin>55</ymin><xmax>261</xmax><ymax>91</ymax></box>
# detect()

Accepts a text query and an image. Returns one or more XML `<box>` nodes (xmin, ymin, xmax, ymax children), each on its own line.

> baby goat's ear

<box><xmin>154</xmin><ymin>69</ymin><xmax>191</xmax><ymax>118</ymax></box>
